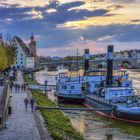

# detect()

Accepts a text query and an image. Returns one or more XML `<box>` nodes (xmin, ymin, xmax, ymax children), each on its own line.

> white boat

<box><xmin>56</xmin><ymin>69</ymin><xmax>132</xmax><ymax>102</ymax></box>
<box><xmin>56</xmin><ymin>65</ymin><xmax>68</xmax><ymax>73</ymax></box>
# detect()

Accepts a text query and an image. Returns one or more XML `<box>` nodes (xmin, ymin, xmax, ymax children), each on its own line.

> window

<box><xmin>62</xmin><ymin>85</ymin><xmax>67</xmax><ymax>89</ymax></box>
<box><xmin>71</xmin><ymin>86</ymin><xmax>74</xmax><ymax>90</ymax></box>
<box><xmin>94</xmin><ymin>84</ymin><xmax>99</xmax><ymax>88</ymax></box>
<box><xmin>21</xmin><ymin>57</ymin><xmax>23</xmax><ymax>60</ymax></box>
<box><xmin>21</xmin><ymin>61</ymin><xmax>23</xmax><ymax>64</ymax></box>
<box><xmin>21</xmin><ymin>53</ymin><xmax>23</xmax><ymax>56</ymax></box>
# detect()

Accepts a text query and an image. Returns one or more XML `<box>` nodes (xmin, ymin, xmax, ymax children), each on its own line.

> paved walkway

<box><xmin>0</xmin><ymin>71</ymin><xmax>41</xmax><ymax>140</ymax></box>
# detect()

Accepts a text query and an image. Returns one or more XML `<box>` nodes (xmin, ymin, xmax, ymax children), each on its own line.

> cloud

<box><xmin>44</xmin><ymin>9</ymin><xmax>109</xmax><ymax>24</ymax></box>
<box><xmin>82</xmin><ymin>24</ymin><xmax>140</xmax><ymax>42</ymax></box>
<box><xmin>110</xmin><ymin>0</ymin><xmax>137</xmax><ymax>3</ymax></box>
<box><xmin>97</xmin><ymin>35</ymin><xmax>116</xmax><ymax>41</ymax></box>
<box><xmin>131</xmin><ymin>19</ymin><xmax>140</xmax><ymax>23</ymax></box>
<box><xmin>107</xmin><ymin>5</ymin><xmax>124</xmax><ymax>10</ymax></box>
<box><xmin>37</xmin><ymin>41</ymin><xmax>140</xmax><ymax>57</ymax></box>
<box><xmin>0</xmin><ymin>1</ymin><xmax>109</xmax><ymax>25</ymax></box>
<box><xmin>0</xmin><ymin>0</ymin><xmax>140</xmax><ymax>57</ymax></box>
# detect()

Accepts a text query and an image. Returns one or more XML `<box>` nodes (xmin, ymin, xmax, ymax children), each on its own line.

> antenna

<box><xmin>76</xmin><ymin>48</ymin><xmax>80</xmax><ymax>76</ymax></box>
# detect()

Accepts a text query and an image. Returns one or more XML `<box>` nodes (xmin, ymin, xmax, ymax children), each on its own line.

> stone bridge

<box><xmin>38</xmin><ymin>57</ymin><xmax>140</xmax><ymax>70</ymax></box>
<box><xmin>92</xmin><ymin>57</ymin><xmax>140</xmax><ymax>69</ymax></box>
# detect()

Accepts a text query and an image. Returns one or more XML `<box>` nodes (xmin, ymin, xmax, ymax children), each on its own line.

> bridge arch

<box><xmin>122</xmin><ymin>60</ymin><xmax>132</xmax><ymax>69</ymax></box>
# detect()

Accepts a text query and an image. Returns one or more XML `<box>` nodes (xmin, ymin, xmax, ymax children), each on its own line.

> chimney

<box><xmin>84</xmin><ymin>49</ymin><xmax>89</xmax><ymax>76</ymax></box>
<box><xmin>106</xmin><ymin>45</ymin><xmax>114</xmax><ymax>86</ymax></box>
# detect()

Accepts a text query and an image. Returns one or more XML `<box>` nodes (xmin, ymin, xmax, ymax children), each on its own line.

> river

<box><xmin>35</xmin><ymin>70</ymin><xmax>140</xmax><ymax>140</ymax></box>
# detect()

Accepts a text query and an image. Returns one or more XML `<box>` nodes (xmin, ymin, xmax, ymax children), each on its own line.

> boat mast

<box><xmin>76</xmin><ymin>48</ymin><xmax>79</xmax><ymax>76</ymax></box>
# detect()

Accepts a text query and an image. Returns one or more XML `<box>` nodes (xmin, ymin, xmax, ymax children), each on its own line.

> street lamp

<box><xmin>45</xmin><ymin>80</ymin><xmax>48</xmax><ymax>96</ymax></box>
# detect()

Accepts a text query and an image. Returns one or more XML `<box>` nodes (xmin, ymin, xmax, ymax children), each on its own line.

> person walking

<box><xmin>17</xmin><ymin>84</ymin><xmax>20</xmax><ymax>93</ymax></box>
<box><xmin>15</xmin><ymin>83</ymin><xmax>17</xmax><ymax>93</ymax></box>
<box><xmin>21</xmin><ymin>84</ymin><xmax>24</xmax><ymax>92</ymax></box>
<box><xmin>10</xmin><ymin>81</ymin><xmax>14</xmax><ymax>92</ymax></box>
<box><xmin>30</xmin><ymin>97</ymin><xmax>35</xmax><ymax>112</ymax></box>
<box><xmin>23</xmin><ymin>83</ymin><xmax>26</xmax><ymax>92</ymax></box>
<box><xmin>24</xmin><ymin>97</ymin><xmax>29</xmax><ymax>111</ymax></box>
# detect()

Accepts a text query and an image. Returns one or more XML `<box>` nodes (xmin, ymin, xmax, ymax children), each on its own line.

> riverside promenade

<box><xmin>0</xmin><ymin>71</ymin><xmax>41</xmax><ymax>140</ymax></box>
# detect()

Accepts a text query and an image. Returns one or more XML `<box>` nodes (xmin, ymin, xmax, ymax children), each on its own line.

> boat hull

<box><xmin>84</xmin><ymin>97</ymin><xmax>140</xmax><ymax>125</ymax></box>
<box><xmin>56</xmin><ymin>93</ymin><xmax>85</xmax><ymax>103</ymax></box>
<box><xmin>113</xmin><ymin>110</ymin><xmax>140</xmax><ymax>121</ymax></box>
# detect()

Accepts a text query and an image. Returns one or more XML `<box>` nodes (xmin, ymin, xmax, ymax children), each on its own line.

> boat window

<box><xmin>126</xmin><ymin>83</ymin><xmax>129</xmax><ymax>87</ymax></box>
<box><xmin>94</xmin><ymin>84</ymin><xmax>99</xmax><ymax>88</ymax></box>
<box><xmin>113</xmin><ymin>71</ymin><xmax>126</xmax><ymax>76</ymax></box>
<box><xmin>64</xmin><ymin>86</ymin><xmax>67</xmax><ymax>89</ymax></box>
<box><xmin>87</xmin><ymin>71</ymin><xmax>106</xmax><ymax>76</ymax></box>
<box><xmin>89</xmin><ymin>84</ymin><xmax>91</xmax><ymax>88</ymax></box>
<box><xmin>71</xmin><ymin>86</ymin><xmax>74</xmax><ymax>89</ymax></box>
<box><xmin>62</xmin><ymin>85</ymin><xmax>67</xmax><ymax>89</ymax></box>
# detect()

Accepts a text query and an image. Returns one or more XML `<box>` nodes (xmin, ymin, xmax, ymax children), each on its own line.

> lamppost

<box><xmin>45</xmin><ymin>80</ymin><xmax>48</xmax><ymax>96</ymax></box>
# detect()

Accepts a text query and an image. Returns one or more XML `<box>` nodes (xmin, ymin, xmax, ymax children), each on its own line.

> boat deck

<box><xmin>86</xmin><ymin>94</ymin><xmax>140</xmax><ymax>109</ymax></box>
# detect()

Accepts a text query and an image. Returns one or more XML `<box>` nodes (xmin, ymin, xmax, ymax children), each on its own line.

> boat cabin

<box><xmin>105</xmin><ymin>87</ymin><xmax>133</xmax><ymax>100</ymax></box>
<box><xmin>57</xmin><ymin>69</ymin><xmax>132</xmax><ymax>95</ymax></box>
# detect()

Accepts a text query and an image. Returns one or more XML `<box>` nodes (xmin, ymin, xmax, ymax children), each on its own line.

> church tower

<box><xmin>29</xmin><ymin>34</ymin><xmax>36</xmax><ymax>57</ymax></box>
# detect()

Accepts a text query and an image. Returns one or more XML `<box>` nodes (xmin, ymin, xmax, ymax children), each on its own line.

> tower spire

<box><xmin>31</xmin><ymin>33</ymin><xmax>34</xmax><ymax>40</ymax></box>
<box><xmin>29</xmin><ymin>33</ymin><xmax>36</xmax><ymax>57</ymax></box>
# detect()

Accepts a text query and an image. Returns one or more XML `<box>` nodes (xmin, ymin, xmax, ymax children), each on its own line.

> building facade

<box><xmin>12</xmin><ymin>36</ymin><xmax>36</xmax><ymax>69</ymax></box>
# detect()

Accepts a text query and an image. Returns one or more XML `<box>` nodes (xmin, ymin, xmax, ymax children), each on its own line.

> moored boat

<box><xmin>56</xmin><ymin>46</ymin><xmax>140</xmax><ymax>124</ymax></box>
<box><xmin>83</xmin><ymin>45</ymin><xmax>140</xmax><ymax>124</ymax></box>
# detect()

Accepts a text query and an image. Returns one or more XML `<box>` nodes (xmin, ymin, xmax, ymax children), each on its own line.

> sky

<box><xmin>0</xmin><ymin>0</ymin><xmax>140</xmax><ymax>56</ymax></box>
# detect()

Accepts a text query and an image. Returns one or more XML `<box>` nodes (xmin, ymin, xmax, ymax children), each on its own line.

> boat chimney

<box><xmin>84</xmin><ymin>49</ymin><xmax>89</xmax><ymax>76</ymax></box>
<box><xmin>106</xmin><ymin>45</ymin><xmax>114</xmax><ymax>86</ymax></box>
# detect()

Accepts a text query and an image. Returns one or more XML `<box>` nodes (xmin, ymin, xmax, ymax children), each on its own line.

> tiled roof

<box><xmin>13</xmin><ymin>36</ymin><xmax>31</xmax><ymax>56</ymax></box>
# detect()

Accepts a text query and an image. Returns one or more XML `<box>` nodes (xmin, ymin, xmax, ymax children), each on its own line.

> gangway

<box><xmin>35</xmin><ymin>106</ymin><xmax>112</xmax><ymax>111</ymax></box>
<box><xmin>28</xmin><ymin>84</ymin><xmax>56</xmax><ymax>91</ymax></box>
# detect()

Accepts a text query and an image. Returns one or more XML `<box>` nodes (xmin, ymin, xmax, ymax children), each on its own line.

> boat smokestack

<box><xmin>106</xmin><ymin>45</ymin><xmax>114</xmax><ymax>86</ymax></box>
<box><xmin>84</xmin><ymin>49</ymin><xmax>89</xmax><ymax>75</ymax></box>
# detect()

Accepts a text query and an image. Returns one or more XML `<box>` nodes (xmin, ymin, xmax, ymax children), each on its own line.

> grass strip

<box><xmin>24</xmin><ymin>75</ymin><xmax>84</xmax><ymax>140</ymax></box>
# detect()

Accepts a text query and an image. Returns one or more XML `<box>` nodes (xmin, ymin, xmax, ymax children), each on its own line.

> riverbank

<box><xmin>24</xmin><ymin>75</ymin><xmax>84</xmax><ymax>140</ymax></box>
<box><xmin>35</xmin><ymin>70</ymin><xmax>140</xmax><ymax>140</ymax></box>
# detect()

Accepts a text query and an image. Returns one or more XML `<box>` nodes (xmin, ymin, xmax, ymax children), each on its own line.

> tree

<box><xmin>0</xmin><ymin>46</ymin><xmax>8</xmax><ymax>71</ymax></box>
<box><xmin>5</xmin><ymin>45</ymin><xmax>17</xmax><ymax>67</ymax></box>
<box><xmin>0</xmin><ymin>34</ymin><xmax>17</xmax><ymax>72</ymax></box>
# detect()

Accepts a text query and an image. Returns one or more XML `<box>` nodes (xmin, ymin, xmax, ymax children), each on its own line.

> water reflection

<box><xmin>35</xmin><ymin>70</ymin><xmax>140</xmax><ymax>140</ymax></box>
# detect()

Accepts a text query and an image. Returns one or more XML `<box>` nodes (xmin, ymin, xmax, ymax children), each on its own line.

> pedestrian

<box><xmin>118</xmin><ymin>77</ymin><xmax>122</xmax><ymax>87</ymax></box>
<box><xmin>24</xmin><ymin>97</ymin><xmax>29</xmax><ymax>111</ymax></box>
<box><xmin>15</xmin><ymin>83</ymin><xmax>17</xmax><ymax>93</ymax></box>
<box><xmin>23</xmin><ymin>83</ymin><xmax>26</xmax><ymax>92</ymax></box>
<box><xmin>21</xmin><ymin>84</ymin><xmax>24</xmax><ymax>92</ymax></box>
<box><xmin>17</xmin><ymin>84</ymin><xmax>20</xmax><ymax>92</ymax></box>
<box><xmin>10</xmin><ymin>81</ymin><xmax>13</xmax><ymax>92</ymax></box>
<box><xmin>30</xmin><ymin>97</ymin><xmax>35</xmax><ymax>112</ymax></box>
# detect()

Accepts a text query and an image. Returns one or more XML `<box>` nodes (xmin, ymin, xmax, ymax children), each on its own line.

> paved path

<box><xmin>0</xmin><ymin>71</ymin><xmax>41</xmax><ymax>140</ymax></box>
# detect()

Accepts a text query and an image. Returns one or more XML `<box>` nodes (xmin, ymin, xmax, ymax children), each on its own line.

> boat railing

<box><xmin>86</xmin><ymin>93</ymin><xmax>111</xmax><ymax>105</ymax></box>
<box><xmin>133</xmin><ymin>87</ymin><xmax>140</xmax><ymax>96</ymax></box>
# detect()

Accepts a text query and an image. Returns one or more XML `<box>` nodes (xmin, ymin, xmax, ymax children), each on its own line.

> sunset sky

<box><xmin>0</xmin><ymin>0</ymin><xmax>140</xmax><ymax>56</ymax></box>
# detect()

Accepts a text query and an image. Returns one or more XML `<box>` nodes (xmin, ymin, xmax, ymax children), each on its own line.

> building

<box><xmin>29</xmin><ymin>34</ymin><xmax>36</xmax><ymax>57</ymax></box>
<box><xmin>131</xmin><ymin>49</ymin><xmax>140</xmax><ymax>58</ymax></box>
<box><xmin>12</xmin><ymin>36</ymin><xmax>35</xmax><ymax>69</ymax></box>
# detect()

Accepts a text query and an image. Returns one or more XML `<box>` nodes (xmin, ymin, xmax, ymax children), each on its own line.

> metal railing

<box><xmin>0</xmin><ymin>80</ymin><xmax>10</xmax><ymax>126</ymax></box>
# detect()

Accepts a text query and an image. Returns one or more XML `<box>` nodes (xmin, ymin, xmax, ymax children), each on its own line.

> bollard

<box><xmin>9</xmin><ymin>106</ymin><xmax>12</xmax><ymax>114</ymax></box>
<box><xmin>45</xmin><ymin>80</ymin><xmax>48</xmax><ymax>96</ymax></box>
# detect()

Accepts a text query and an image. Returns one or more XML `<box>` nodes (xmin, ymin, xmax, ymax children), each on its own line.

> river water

<box><xmin>35</xmin><ymin>70</ymin><xmax>140</xmax><ymax>140</ymax></box>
